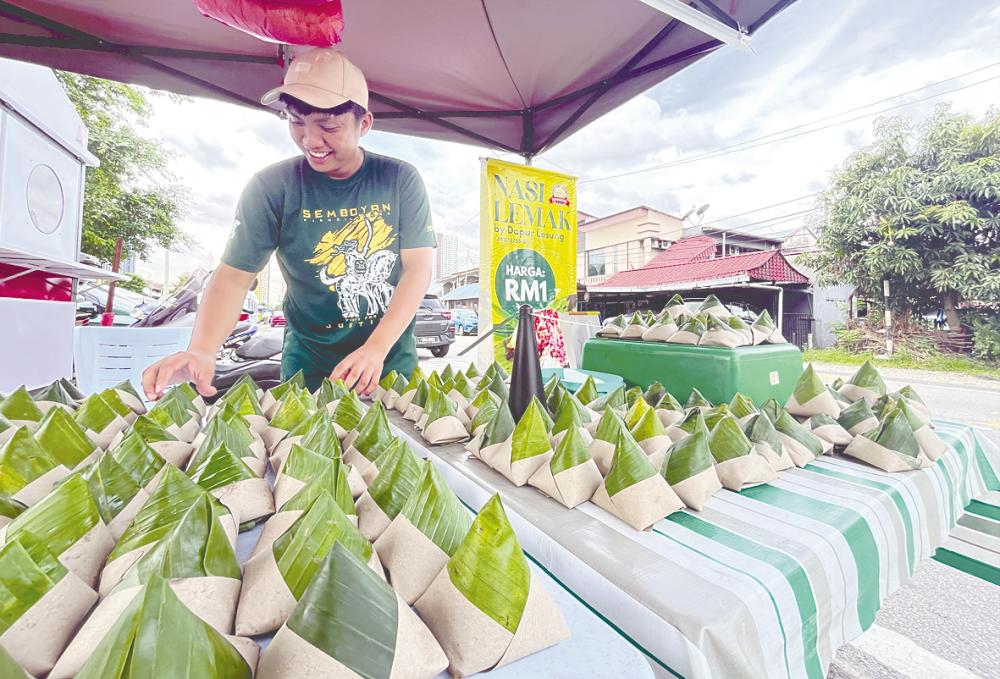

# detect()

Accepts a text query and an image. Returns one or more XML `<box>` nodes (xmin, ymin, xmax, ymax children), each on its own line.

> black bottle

<box><xmin>509</xmin><ymin>304</ymin><xmax>545</xmax><ymax>422</ymax></box>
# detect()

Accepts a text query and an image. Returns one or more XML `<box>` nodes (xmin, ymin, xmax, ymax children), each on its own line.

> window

<box><xmin>587</xmin><ymin>249</ymin><xmax>606</xmax><ymax>277</ymax></box>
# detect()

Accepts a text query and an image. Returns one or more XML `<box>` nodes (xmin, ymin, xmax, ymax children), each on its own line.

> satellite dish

<box><xmin>680</xmin><ymin>206</ymin><xmax>697</xmax><ymax>221</ymax></box>
<box><xmin>696</xmin><ymin>203</ymin><xmax>710</xmax><ymax>217</ymax></box>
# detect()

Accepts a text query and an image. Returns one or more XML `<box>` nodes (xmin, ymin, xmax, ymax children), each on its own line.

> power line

<box><xmin>693</xmin><ymin>193</ymin><xmax>820</xmax><ymax>228</ymax></box>
<box><xmin>580</xmin><ymin>67</ymin><xmax>1000</xmax><ymax>184</ymax></box>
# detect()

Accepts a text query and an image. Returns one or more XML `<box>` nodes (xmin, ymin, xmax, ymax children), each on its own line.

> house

<box><xmin>583</xmin><ymin>236</ymin><xmax>814</xmax><ymax>347</ymax></box>
<box><xmin>577</xmin><ymin>206</ymin><xmax>683</xmax><ymax>287</ymax></box>
<box><xmin>441</xmin><ymin>282</ymin><xmax>479</xmax><ymax>311</ymax></box>
<box><xmin>781</xmin><ymin>226</ymin><xmax>853</xmax><ymax>348</ymax></box>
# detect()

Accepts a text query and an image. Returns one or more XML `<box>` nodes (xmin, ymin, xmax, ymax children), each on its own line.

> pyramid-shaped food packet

<box><xmin>3</xmin><ymin>472</ymin><xmax>113</xmax><ymax>588</ymax></box>
<box><xmin>769</xmin><ymin>405</ymin><xmax>828</xmax><ymax>466</ymax></box>
<box><xmin>402</xmin><ymin>380</ymin><xmax>430</xmax><ymax>423</ymax></box>
<box><xmin>586</xmin><ymin>407</ymin><xmax>628</xmax><ymax>474</ymax></box>
<box><xmin>125</xmin><ymin>414</ymin><xmax>195</xmax><ymax>467</ymax></box>
<box><xmin>261</xmin><ymin>370</ymin><xmax>306</xmax><ymax>418</ymax></box>
<box><xmin>702</xmin><ymin>404</ymin><xmax>731</xmax><ymax>432</ymax></box>
<box><xmin>549</xmin><ymin>390</ymin><xmax>594</xmax><ymax>448</ymax></box>
<box><xmin>392</xmin><ymin>370</ymin><xmax>425</xmax><ymax>414</ymax></box>
<box><xmin>726</xmin><ymin>315</ymin><xmax>754</xmax><ymax>344</ymax></box>
<box><xmin>421</xmin><ymin>384</ymin><xmax>471</xmax><ymax>445</ymax></box>
<box><xmin>271</xmin><ymin>411</ymin><xmax>342</xmax><ymax>476</ymax></box>
<box><xmin>685</xmin><ymin>388</ymin><xmax>712</xmax><ymax>410</ymax></box>
<box><xmin>31</xmin><ymin>380</ymin><xmax>78</xmax><ymax>414</ymax></box>
<box><xmin>237</xmin><ymin>492</ymin><xmax>378</xmax><ymax>636</ymax></box>
<box><xmin>708</xmin><ymin>417</ymin><xmax>778</xmax><ymax>491</ymax></box>
<box><xmin>210</xmin><ymin>380</ymin><xmax>269</xmax><ymax>434</ymax></box>
<box><xmin>897</xmin><ymin>398</ymin><xmax>948</xmax><ymax>461</ymax></box>
<box><xmin>472</xmin><ymin>397</ymin><xmax>515</xmax><ymax>460</ymax></box>
<box><xmin>380</xmin><ymin>372</ymin><xmax>410</xmax><ymax>410</ymax></box>
<box><xmin>743</xmin><ymin>413</ymin><xmax>795</xmax><ymax>471</ymax></box>
<box><xmin>109</xmin><ymin>431</ymin><xmax>167</xmax><ymax>493</ymax></box>
<box><xmin>665</xmin><ymin>407</ymin><xmax>710</xmax><ymax>443</ymax></box>
<box><xmin>263</xmin><ymin>388</ymin><xmax>317</xmax><ymax>452</ymax></box>
<box><xmin>415</xmin><ymin>495</ymin><xmax>569</xmax><ymax>676</ymax></box>
<box><xmin>50</xmin><ymin>495</ymin><xmax>243</xmax><ymax>678</ymax></box>
<box><xmin>314</xmin><ymin>377</ymin><xmax>348</xmax><ymax>413</ymax></box>
<box><xmin>258</xmin><ymin>543</ymin><xmax>448</xmax><ymax>679</ymax></box>
<box><xmin>0</xmin><ymin>427</ymin><xmax>70</xmax><ymax>505</ymax></box>
<box><xmin>371</xmin><ymin>369</ymin><xmax>399</xmax><ymax>403</ymax></box>
<box><xmin>195</xmin><ymin>411</ymin><xmax>267</xmax><ymax>476</ymax></box>
<box><xmin>73</xmin><ymin>575</ymin><xmax>256</xmax><ymax>679</ymax></box>
<box><xmin>79</xmin><ymin>453</ymin><xmax>148</xmax><ymax>540</ymax></box>
<box><xmin>807</xmin><ymin>414</ymin><xmax>854</xmax><ymax>446</ymax></box>
<box><xmin>374</xmin><ymin>462</ymin><xmax>472</xmax><ymax>604</ymax></box>
<box><xmin>629</xmin><ymin>404</ymin><xmax>672</xmax><ymax>468</ymax></box>
<box><xmin>843</xmin><ymin>405</ymin><xmax>931</xmax><ymax>472</ymax></box>
<box><xmin>273</xmin><ymin>444</ymin><xmax>358</xmax><ymax>511</ymax></box>
<box><xmin>889</xmin><ymin>386</ymin><xmax>932</xmax><ymax>426</ymax></box>
<box><xmin>587</xmin><ymin>383</ymin><xmax>626</xmax><ymax>415</ymax></box>
<box><xmin>837</xmin><ymin>397</ymin><xmax>880</xmax><ymax>435</ymax></box>
<box><xmin>838</xmin><ymin>360</ymin><xmax>886</xmax><ymax>405</ymax></box>
<box><xmin>528</xmin><ymin>424</ymin><xmax>602</xmax><ymax>508</ymax></box>
<box><xmin>75</xmin><ymin>392</ymin><xmax>131</xmax><ymax>449</ymax></box>
<box><xmin>482</xmin><ymin>398</ymin><xmax>552</xmax><ymax>486</ymax></box>
<box><xmin>728</xmin><ymin>392</ymin><xmax>758</xmax><ymax>425</ymax></box>
<box><xmin>344</xmin><ymin>397</ymin><xmax>393</xmax><ymax>457</ymax></box>
<box><xmin>173</xmin><ymin>382</ymin><xmax>209</xmax><ymax>417</ymax></box>
<box><xmin>700</xmin><ymin>314</ymin><xmax>745</xmax><ymax>347</ymax></box>
<box><xmin>667</xmin><ymin>315</ymin><xmax>705</xmax><ymax>344</ymax></box>
<box><xmin>332</xmin><ymin>391</ymin><xmax>368</xmax><ymax>438</ymax></box>
<box><xmin>188</xmin><ymin>443</ymin><xmax>274</xmax><ymax>524</ymax></box>
<box><xmin>574</xmin><ymin>375</ymin><xmax>599</xmax><ymax>407</ymax></box>
<box><xmin>0</xmin><ymin>495</ymin><xmax>24</xmax><ymax>529</ymax></box>
<box><xmin>0</xmin><ymin>386</ymin><xmax>43</xmax><ymax>427</ymax></box>
<box><xmin>106</xmin><ymin>380</ymin><xmax>147</xmax><ymax>417</ymax></box>
<box><xmin>641</xmin><ymin>311</ymin><xmax>680</xmax><ymax>342</ymax></box>
<box><xmin>447</xmin><ymin>372</ymin><xmax>476</xmax><ymax>411</ymax></box>
<box><xmin>660</xmin><ymin>430</ymin><xmax>722</xmax><ymax>510</ymax></box>
<box><xmin>466</xmin><ymin>386</ymin><xmax>501</xmax><ymax>421</ymax></box>
<box><xmin>0</xmin><ymin>538</ymin><xmax>98</xmax><ymax>676</ymax></box>
<box><xmin>655</xmin><ymin>392</ymin><xmax>686</xmax><ymax>428</ymax></box>
<box><xmin>591</xmin><ymin>431</ymin><xmax>684</xmax><ymax>530</ymax></box>
<box><xmin>147</xmin><ymin>388</ymin><xmax>200</xmax><ymax>442</ymax></box>
<box><xmin>750</xmin><ymin>309</ymin><xmax>784</xmax><ymax>344</ymax></box>
<box><xmin>785</xmin><ymin>364</ymin><xmax>841</xmax><ymax>418</ymax></box>
<box><xmin>356</xmin><ymin>439</ymin><xmax>423</xmax><ymax>541</ymax></box>
<box><xmin>619</xmin><ymin>311</ymin><xmax>649</xmax><ymax>339</ymax></box>
<box><xmin>597</xmin><ymin>314</ymin><xmax>625</xmax><ymax>338</ymax></box>
<box><xmin>697</xmin><ymin>295</ymin><xmax>729</xmax><ymax>318</ymax></box>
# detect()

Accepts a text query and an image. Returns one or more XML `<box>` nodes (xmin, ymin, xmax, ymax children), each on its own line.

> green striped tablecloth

<box><xmin>390</xmin><ymin>415</ymin><xmax>1000</xmax><ymax>679</ymax></box>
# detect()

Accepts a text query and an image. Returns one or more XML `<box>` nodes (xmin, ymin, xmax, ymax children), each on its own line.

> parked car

<box><xmin>270</xmin><ymin>310</ymin><xmax>286</xmax><ymax>327</ymax></box>
<box><xmin>451</xmin><ymin>308</ymin><xmax>479</xmax><ymax>335</ymax></box>
<box><xmin>415</xmin><ymin>295</ymin><xmax>454</xmax><ymax>357</ymax></box>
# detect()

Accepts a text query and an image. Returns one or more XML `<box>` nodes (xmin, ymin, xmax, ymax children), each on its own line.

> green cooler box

<box><xmin>581</xmin><ymin>338</ymin><xmax>803</xmax><ymax>406</ymax></box>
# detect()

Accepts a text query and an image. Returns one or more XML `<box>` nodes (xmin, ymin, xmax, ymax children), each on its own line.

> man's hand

<box><xmin>331</xmin><ymin>342</ymin><xmax>387</xmax><ymax>396</ymax></box>
<box><xmin>141</xmin><ymin>350</ymin><xmax>218</xmax><ymax>400</ymax></box>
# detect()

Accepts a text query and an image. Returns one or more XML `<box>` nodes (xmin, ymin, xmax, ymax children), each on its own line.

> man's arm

<box><xmin>141</xmin><ymin>264</ymin><xmax>257</xmax><ymax>399</ymax></box>
<box><xmin>332</xmin><ymin>247</ymin><xmax>433</xmax><ymax>394</ymax></box>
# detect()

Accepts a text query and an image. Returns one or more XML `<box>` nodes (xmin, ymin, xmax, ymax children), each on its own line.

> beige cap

<box><xmin>261</xmin><ymin>48</ymin><xmax>369</xmax><ymax>111</ymax></box>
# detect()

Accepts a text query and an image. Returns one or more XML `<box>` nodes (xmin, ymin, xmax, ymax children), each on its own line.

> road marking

<box><xmin>850</xmin><ymin>624</ymin><xmax>981</xmax><ymax>679</ymax></box>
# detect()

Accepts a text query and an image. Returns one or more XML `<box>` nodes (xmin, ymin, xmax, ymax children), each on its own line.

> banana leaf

<box><xmin>510</xmin><ymin>399</ymin><xmax>550</xmax><ymax>464</ymax></box>
<box><xmin>0</xmin><ymin>640</ymin><xmax>28</xmax><ymax>678</ymax></box>
<box><xmin>809</xmin><ymin>413</ymin><xmax>841</xmax><ymax>429</ymax></box>
<box><xmin>0</xmin><ymin>538</ymin><xmax>67</xmax><ymax>635</ymax></box>
<box><xmin>703</xmin><ymin>404</ymin><xmax>731</xmax><ymax>431</ymax></box>
<box><xmin>644</xmin><ymin>382</ymin><xmax>666</xmax><ymax>406</ymax></box>
<box><xmin>534</xmin><ymin>395</ymin><xmax>555</xmax><ymax>432</ymax></box>
<box><xmin>56</xmin><ymin>378</ymin><xmax>85</xmax><ymax>401</ymax></box>
<box><xmin>426</xmin><ymin>372</ymin><xmax>443</xmax><ymax>392</ymax></box>
<box><xmin>703</xmin><ymin>314</ymin><xmax>736</xmax><ymax>333</ymax></box>
<box><xmin>281</xmin><ymin>465</ymin><xmax>355</xmax><ymax>517</ymax></box>
<box><xmin>662</xmin><ymin>429</ymin><xmax>714</xmax><ymax>484</ymax></box>
<box><xmin>624</xmin><ymin>396</ymin><xmax>653</xmax><ymax>430</ymax></box>
<box><xmin>218</xmin><ymin>381</ymin><xmax>264</xmax><ymax>417</ymax></box>
<box><xmin>624</xmin><ymin>311</ymin><xmax>646</xmax><ymax>329</ymax></box>
<box><xmin>550</xmin><ymin>424</ymin><xmax>591</xmax><ymax>475</ymax></box>
<box><xmin>32</xmin><ymin>381</ymin><xmax>77</xmax><ymax>408</ymax></box>
<box><xmin>488</xmin><ymin>361</ymin><xmax>509</xmax><ymax>381</ymax></box>
<box><xmin>605</xmin><ymin>430</ymin><xmax>657</xmax><ymax>497</ymax></box>
<box><xmin>423</xmin><ymin>385</ymin><xmax>459</xmax><ymax>428</ymax></box>
<box><xmin>350</xmin><ymin>401</ymin><xmax>393</xmax><ymax>460</ymax></box>
<box><xmin>174</xmin><ymin>382</ymin><xmax>201</xmax><ymax>406</ymax></box>
<box><xmin>728</xmin><ymin>393</ymin><xmax>757</xmax><ymax>419</ymax></box>
<box><xmin>287</xmin><ymin>409</ymin><xmax>325</xmax><ymax>438</ymax></box>
<box><xmin>0</xmin><ymin>413</ymin><xmax>13</xmax><ymax>439</ymax></box>
<box><xmin>465</xmin><ymin>363</ymin><xmax>480</xmax><ymax>379</ymax></box>
<box><xmin>391</xmin><ymin>373</ymin><xmax>409</xmax><ymax>395</ymax></box>
<box><xmin>551</xmin><ymin>393</ymin><xmax>585</xmax><ymax>435</ymax></box>
<box><xmin>753</xmin><ymin>309</ymin><xmax>776</xmax><ymax>331</ymax></box>
<box><xmin>469</xmin><ymin>388</ymin><xmax>500</xmax><ymax>413</ymax></box>
<box><xmin>75</xmin><ymin>393</ymin><xmax>121</xmax><ymax>433</ymax></box>
<box><xmin>75</xmin><ymin>575</ymin><xmax>251</xmax><ymax>679</ymax></box>
<box><xmin>447</xmin><ymin>494</ymin><xmax>528</xmax><ymax>633</ymax></box>
<box><xmin>282</xmin><ymin>444</ymin><xmax>338</xmax><ymax>482</ymax></box>
<box><xmin>481</xmin><ymin>398</ymin><xmax>516</xmax><ymax>448</ymax></box>
<box><xmin>871</xmin><ymin>395</ymin><xmax>896</xmax><ymax>420</ymax></box>
<box><xmin>470</xmin><ymin>397</ymin><xmax>501</xmax><ymax>434</ymax></box>
<box><xmin>727</xmin><ymin>315</ymin><xmax>752</xmax><ymax>335</ymax></box>
<box><xmin>708</xmin><ymin>416</ymin><xmax>753</xmax><ymax>463</ymax></box>
<box><xmin>333</xmin><ymin>391</ymin><xmax>367</xmax><ymax>431</ymax></box>
<box><xmin>188</xmin><ymin>444</ymin><xmax>255</xmax><ymax>492</ymax></box>
<box><xmin>574</xmin><ymin>375</ymin><xmax>599</xmax><ymax>405</ymax></box>
<box><xmin>440</xmin><ymin>364</ymin><xmax>456</xmax><ymax>382</ymax></box>
<box><xmin>367</xmin><ymin>439</ymin><xmax>422</xmax><ymax>521</ymax></box>
<box><xmin>147</xmin><ymin>391</ymin><xmax>195</xmax><ymax>429</ymax></box>
<box><xmin>230</xmin><ymin>375</ymin><xmax>259</xmax><ymax>395</ymax></box>
<box><xmin>7</xmin><ymin>473</ymin><xmax>101</xmax><ymax>560</ymax></box>
<box><xmin>895</xmin><ymin>399</ymin><xmax>928</xmax><ymax>432</ymax></box>
<box><xmin>315</xmin><ymin>377</ymin><xmax>349</xmax><ymax>408</ymax></box>
<box><xmin>0</xmin><ymin>427</ymin><xmax>63</xmax><ymax>496</ymax></box>
<box><xmin>0</xmin><ymin>386</ymin><xmax>43</xmax><ymax>423</ymax></box>
<box><xmin>630</xmin><ymin>405</ymin><xmax>667</xmax><ymax>442</ymax></box>
<box><xmin>113</xmin><ymin>380</ymin><xmax>145</xmax><ymax>405</ymax></box>
<box><xmin>590</xmin><ymin>384</ymin><xmax>626</xmax><ymax>412</ymax></box>
<box><xmin>744</xmin><ymin>413</ymin><xmax>783</xmax><ymax>453</ymax></box>
<box><xmin>131</xmin><ymin>414</ymin><xmax>179</xmax><ymax>443</ymax></box>
<box><xmin>399</xmin><ymin>371</ymin><xmax>423</xmax><ymax>396</ymax></box>
<box><xmin>98</xmin><ymin>389</ymin><xmax>133</xmax><ymax>420</ymax></box>
<box><xmin>450</xmin><ymin>372</ymin><xmax>475</xmax><ymax>400</ymax></box>
<box><xmin>698</xmin><ymin>295</ymin><xmax>724</xmax><ymax>313</ymax></box>
<box><xmin>545</xmin><ymin>382</ymin><xmax>566</xmax><ymax>415</ymax></box>
<box><xmin>272</xmin><ymin>493</ymin><xmax>371</xmax><ymax>599</ymax></box>
<box><xmin>407</xmin><ymin>380</ymin><xmax>430</xmax><ymax>410</ymax></box>
<box><xmin>594</xmin><ymin>407</ymin><xmax>628</xmax><ymax>443</ymax></box>
<box><xmin>829</xmin><ymin>386</ymin><xmax>851</xmax><ymax>404</ymax></box>
<box><xmin>685</xmin><ymin>388</ymin><xmax>712</xmax><ymax>409</ymax></box>
<box><xmin>0</xmin><ymin>494</ymin><xmax>26</xmax><ymax>521</ymax></box>
<box><xmin>846</xmin><ymin>360</ymin><xmax>886</xmax><ymax>394</ymax></box>
<box><xmin>624</xmin><ymin>386</ymin><xmax>644</xmax><ymax>408</ymax></box>
<box><xmin>864</xmin><ymin>405</ymin><xmax>921</xmax><ymax>459</ymax></box>
<box><xmin>656</xmin><ymin>392</ymin><xmax>684</xmax><ymax>412</ymax></box>
<box><xmin>269</xmin><ymin>389</ymin><xmax>315</xmax><ymax>432</ymax></box>
<box><xmin>772</xmin><ymin>410</ymin><xmax>825</xmax><ymax>457</ymax></box>
<box><xmin>110</xmin><ymin>432</ymin><xmax>165</xmax><ymax>488</ymax></box>
<box><xmin>400</xmin><ymin>462</ymin><xmax>472</xmax><ymax>556</ymax></box>
<box><xmin>760</xmin><ymin>398</ymin><xmax>784</xmax><ymax>423</ymax></box>
<box><xmin>378</xmin><ymin>370</ymin><xmax>400</xmax><ymax>392</ymax></box>
<box><xmin>543</xmin><ymin>373</ymin><xmax>561</xmax><ymax>401</ymax></box>
<box><xmin>665</xmin><ymin>293</ymin><xmax>685</xmax><ymax>308</ymax></box>
<box><xmin>79</xmin><ymin>454</ymin><xmax>143</xmax><ymax>524</ymax></box>
<box><xmin>110</xmin><ymin>465</ymin><xmax>231</xmax><ymax>562</ymax></box>
<box><xmin>890</xmin><ymin>385</ymin><xmax>926</xmax><ymax>405</ymax></box>
<box><xmin>270</xmin><ymin>370</ymin><xmax>306</xmax><ymax>403</ymax></box>
<box><xmin>791</xmin><ymin>363</ymin><xmax>826</xmax><ymax>405</ymax></box>
<box><xmin>482</xmin><ymin>370</ymin><xmax>509</xmax><ymax>402</ymax></box>
<box><xmin>117</xmin><ymin>495</ymin><xmax>241</xmax><ymax>589</ymax></box>
<box><xmin>299</xmin><ymin>415</ymin><xmax>343</xmax><ymax>459</ymax></box>
<box><xmin>676</xmin><ymin>315</ymin><xmax>707</xmax><ymax>336</ymax></box>
<box><xmin>190</xmin><ymin>416</ymin><xmax>255</xmax><ymax>472</ymax></box>
<box><xmin>676</xmin><ymin>409</ymin><xmax>710</xmax><ymax>437</ymax></box>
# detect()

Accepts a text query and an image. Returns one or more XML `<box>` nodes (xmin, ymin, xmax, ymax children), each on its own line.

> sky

<box><xmin>134</xmin><ymin>0</ymin><xmax>1000</xmax><ymax>286</ymax></box>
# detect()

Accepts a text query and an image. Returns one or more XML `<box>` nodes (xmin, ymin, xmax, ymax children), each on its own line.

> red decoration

<box><xmin>0</xmin><ymin>264</ymin><xmax>72</xmax><ymax>302</ymax></box>
<box><xmin>533</xmin><ymin>309</ymin><xmax>569</xmax><ymax>368</ymax></box>
<box><xmin>193</xmin><ymin>0</ymin><xmax>344</xmax><ymax>47</ymax></box>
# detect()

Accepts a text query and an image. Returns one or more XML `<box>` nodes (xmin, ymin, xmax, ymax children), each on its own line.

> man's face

<box><xmin>287</xmin><ymin>109</ymin><xmax>372</xmax><ymax>178</ymax></box>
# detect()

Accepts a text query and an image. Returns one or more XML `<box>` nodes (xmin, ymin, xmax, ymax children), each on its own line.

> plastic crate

<box><xmin>74</xmin><ymin>326</ymin><xmax>193</xmax><ymax>397</ymax></box>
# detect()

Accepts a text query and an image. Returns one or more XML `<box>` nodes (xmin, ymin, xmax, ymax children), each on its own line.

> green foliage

<box><xmin>119</xmin><ymin>273</ymin><xmax>148</xmax><ymax>294</ymax></box>
<box><xmin>966</xmin><ymin>310</ymin><xmax>1000</xmax><ymax>361</ymax></box>
<box><xmin>56</xmin><ymin>72</ymin><xmax>188</xmax><ymax>266</ymax></box>
<box><xmin>804</xmin><ymin>105</ymin><xmax>1000</xmax><ymax>324</ymax></box>
<box><xmin>802</xmin><ymin>348</ymin><xmax>1000</xmax><ymax>378</ymax></box>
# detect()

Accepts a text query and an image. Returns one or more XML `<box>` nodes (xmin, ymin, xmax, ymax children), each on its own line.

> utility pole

<box><xmin>883</xmin><ymin>279</ymin><xmax>893</xmax><ymax>356</ymax></box>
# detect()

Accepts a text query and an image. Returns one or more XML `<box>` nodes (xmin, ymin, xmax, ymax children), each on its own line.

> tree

<box><xmin>118</xmin><ymin>273</ymin><xmax>148</xmax><ymax>294</ymax></box>
<box><xmin>56</xmin><ymin>72</ymin><xmax>188</xmax><ymax>266</ymax></box>
<box><xmin>806</xmin><ymin>105</ymin><xmax>1000</xmax><ymax>330</ymax></box>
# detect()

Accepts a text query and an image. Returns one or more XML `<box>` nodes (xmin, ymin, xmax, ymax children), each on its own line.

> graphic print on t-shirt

<box><xmin>306</xmin><ymin>208</ymin><xmax>398</xmax><ymax>322</ymax></box>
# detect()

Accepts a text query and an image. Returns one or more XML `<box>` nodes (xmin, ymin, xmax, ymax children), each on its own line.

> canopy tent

<box><xmin>0</xmin><ymin>0</ymin><xmax>797</xmax><ymax>157</ymax></box>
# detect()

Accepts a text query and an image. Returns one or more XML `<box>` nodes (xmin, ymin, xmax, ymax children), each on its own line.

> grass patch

<box><xmin>803</xmin><ymin>348</ymin><xmax>1000</xmax><ymax>379</ymax></box>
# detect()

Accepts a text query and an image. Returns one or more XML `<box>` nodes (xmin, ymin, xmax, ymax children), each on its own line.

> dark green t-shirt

<box><xmin>222</xmin><ymin>151</ymin><xmax>436</xmax><ymax>389</ymax></box>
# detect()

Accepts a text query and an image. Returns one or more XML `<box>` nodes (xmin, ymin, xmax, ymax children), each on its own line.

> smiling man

<box><xmin>142</xmin><ymin>48</ymin><xmax>435</xmax><ymax>398</ymax></box>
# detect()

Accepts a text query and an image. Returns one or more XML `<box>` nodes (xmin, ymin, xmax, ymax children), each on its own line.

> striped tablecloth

<box><xmin>390</xmin><ymin>414</ymin><xmax>1000</xmax><ymax>679</ymax></box>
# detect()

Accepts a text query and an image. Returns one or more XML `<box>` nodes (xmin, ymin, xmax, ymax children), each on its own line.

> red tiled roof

<box><xmin>596</xmin><ymin>248</ymin><xmax>809</xmax><ymax>289</ymax></box>
<box><xmin>642</xmin><ymin>236</ymin><xmax>716</xmax><ymax>268</ymax></box>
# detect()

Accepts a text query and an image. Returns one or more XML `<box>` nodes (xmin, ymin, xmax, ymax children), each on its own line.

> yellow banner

<box><xmin>479</xmin><ymin>158</ymin><xmax>578</xmax><ymax>366</ymax></box>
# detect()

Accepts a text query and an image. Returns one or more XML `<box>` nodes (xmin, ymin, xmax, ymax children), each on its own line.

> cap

<box><xmin>261</xmin><ymin>48</ymin><xmax>369</xmax><ymax>111</ymax></box>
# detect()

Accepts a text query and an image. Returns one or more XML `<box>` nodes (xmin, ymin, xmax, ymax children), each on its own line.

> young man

<box><xmin>142</xmin><ymin>48</ymin><xmax>435</xmax><ymax>399</ymax></box>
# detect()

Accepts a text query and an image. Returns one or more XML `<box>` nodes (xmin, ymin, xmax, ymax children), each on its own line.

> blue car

<box><xmin>452</xmin><ymin>308</ymin><xmax>479</xmax><ymax>336</ymax></box>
